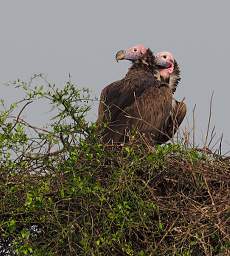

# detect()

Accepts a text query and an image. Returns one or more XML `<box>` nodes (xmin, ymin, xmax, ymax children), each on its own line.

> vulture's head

<box><xmin>155</xmin><ymin>51</ymin><xmax>181</xmax><ymax>93</ymax></box>
<box><xmin>116</xmin><ymin>44</ymin><xmax>147</xmax><ymax>62</ymax></box>
<box><xmin>155</xmin><ymin>51</ymin><xmax>175</xmax><ymax>79</ymax></box>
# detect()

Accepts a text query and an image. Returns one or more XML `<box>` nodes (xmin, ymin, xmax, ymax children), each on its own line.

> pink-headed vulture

<box><xmin>155</xmin><ymin>51</ymin><xmax>187</xmax><ymax>143</ymax></box>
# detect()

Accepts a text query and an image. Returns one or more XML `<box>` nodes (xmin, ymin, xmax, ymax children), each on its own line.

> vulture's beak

<box><xmin>116</xmin><ymin>50</ymin><xmax>125</xmax><ymax>62</ymax></box>
<box><xmin>155</xmin><ymin>58</ymin><xmax>172</xmax><ymax>68</ymax></box>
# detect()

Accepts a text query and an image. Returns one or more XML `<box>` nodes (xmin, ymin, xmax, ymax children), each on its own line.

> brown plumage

<box><xmin>168</xmin><ymin>60</ymin><xmax>181</xmax><ymax>93</ymax></box>
<box><xmin>97</xmin><ymin>45</ymin><xmax>172</xmax><ymax>145</ymax></box>
<box><xmin>155</xmin><ymin>51</ymin><xmax>186</xmax><ymax>143</ymax></box>
<box><xmin>156</xmin><ymin>98</ymin><xmax>187</xmax><ymax>143</ymax></box>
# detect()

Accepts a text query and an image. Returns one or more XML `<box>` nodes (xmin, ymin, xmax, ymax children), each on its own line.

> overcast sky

<box><xmin>0</xmin><ymin>1</ymin><xmax>230</xmax><ymax>152</ymax></box>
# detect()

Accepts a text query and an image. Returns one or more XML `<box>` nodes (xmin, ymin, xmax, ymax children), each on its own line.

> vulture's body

<box><xmin>97</xmin><ymin>48</ymin><xmax>172</xmax><ymax>145</ymax></box>
<box><xmin>155</xmin><ymin>52</ymin><xmax>187</xmax><ymax>144</ymax></box>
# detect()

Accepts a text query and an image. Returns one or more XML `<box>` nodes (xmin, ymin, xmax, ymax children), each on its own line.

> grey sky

<box><xmin>0</xmin><ymin>1</ymin><xmax>230</xmax><ymax>151</ymax></box>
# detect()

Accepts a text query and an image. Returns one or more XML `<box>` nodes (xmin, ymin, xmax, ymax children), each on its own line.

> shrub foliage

<box><xmin>0</xmin><ymin>76</ymin><xmax>229</xmax><ymax>255</ymax></box>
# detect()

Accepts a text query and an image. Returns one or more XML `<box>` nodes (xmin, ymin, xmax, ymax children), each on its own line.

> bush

<box><xmin>0</xmin><ymin>76</ymin><xmax>229</xmax><ymax>255</ymax></box>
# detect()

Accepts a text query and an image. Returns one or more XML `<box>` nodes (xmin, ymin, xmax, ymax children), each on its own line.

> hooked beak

<box><xmin>155</xmin><ymin>57</ymin><xmax>172</xmax><ymax>68</ymax></box>
<box><xmin>115</xmin><ymin>50</ymin><xmax>126</xmax><ymax>62</ymax></box>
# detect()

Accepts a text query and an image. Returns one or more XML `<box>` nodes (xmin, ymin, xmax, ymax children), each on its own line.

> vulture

<box><xmin>97</xmin><ymin>44</ymin><xmax>173</xmax><ymax>145</ymax></box>
<box><xmin>155</xmin><ymin>51</ymin><xmax>187</xmax><ymax>143</ymax></box>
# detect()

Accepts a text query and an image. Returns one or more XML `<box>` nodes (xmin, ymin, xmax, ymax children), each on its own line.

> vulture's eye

<box><xmin>133</xmin><ymin>48</ymin><xmax>137</xmax><ymax>52</ymax></box>
<box><xmin>163</xmin><ymin>55</ymin><xmax>167</xmax><ymax>59</ymax></box>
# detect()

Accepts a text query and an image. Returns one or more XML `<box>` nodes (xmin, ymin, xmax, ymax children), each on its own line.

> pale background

<box><xmin>0</xmin><ymin>1</ymin><xmax>229</xmax><ymax>152</ymax></box>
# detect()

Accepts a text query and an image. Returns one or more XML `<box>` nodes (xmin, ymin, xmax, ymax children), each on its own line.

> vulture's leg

<box><xmin>157</xmin><ymin>99</ymin><xmax>187</xmax><ymax>144</ymax></box>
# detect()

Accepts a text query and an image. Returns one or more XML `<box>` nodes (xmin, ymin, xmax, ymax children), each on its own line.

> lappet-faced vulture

<box><xmin>97</xmin><ymin>45</ymin><xmax>173</xmax><ymax>145</ymax></box>
<box><xmin>155</xmin><ymin>51</ymin><xmax>187</xmax><ymax>143</ymax></box>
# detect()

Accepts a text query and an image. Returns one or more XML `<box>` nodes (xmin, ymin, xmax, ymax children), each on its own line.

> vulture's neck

<box><xmin>128</xmin><ymin>62</ymin><xmax>155</xmax><ymax>74</ymax></box>
<box><xmin>158</xmin><ymin>61</ymin><xmax>181</xmax><ymax>93</ymax></box>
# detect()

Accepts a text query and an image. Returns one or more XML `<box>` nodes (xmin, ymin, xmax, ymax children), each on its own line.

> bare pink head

<box><xmin>155</xmin><ymin>51</ymin><xmax>175</xmax><ymax>78</ymax></box>
<box><xmin>116</xmin><ymin>44</ymin><xmax>148</xmax><ymax>62</ymax></box>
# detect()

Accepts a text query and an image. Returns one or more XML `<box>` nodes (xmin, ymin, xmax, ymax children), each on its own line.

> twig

<box><xmin>204</xmin><ymin>92</ymin><xmax>214</xmax><ymax>148</ymax></box>
<box><xmin>192</xmin><ymin>104</ymin><xmax>196</xmax><ymax>148</ymax></box>
<box><xmin>10</xmin><ymin>101</ymin><xmax>33</xmax><ymax>131</ymax></box>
